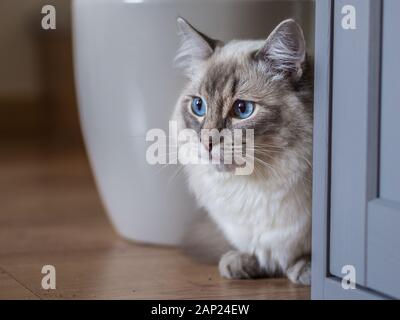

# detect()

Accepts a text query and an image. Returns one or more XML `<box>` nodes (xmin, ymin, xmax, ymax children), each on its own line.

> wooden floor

<box><xmin>0</xmin><ymin>144</ymin><xmax>310</xmax><ymax>300</ymax></box>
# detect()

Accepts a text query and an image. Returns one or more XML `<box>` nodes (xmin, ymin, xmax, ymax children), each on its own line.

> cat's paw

<box><xmin>218</xmin><ymin>251</ymin><xmax>262</xmax><ymax>280</ymax></box>
<box><xmin>286</xmin><ymin>258</ymin><xmax>311</xmax><ymax>285</ymax></box>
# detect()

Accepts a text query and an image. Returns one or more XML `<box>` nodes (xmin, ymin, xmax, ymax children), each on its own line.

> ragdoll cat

<box><xmin>172</xmin><ymin>18</ymin><xmax>313</xmax><ymax>285</ymax></box>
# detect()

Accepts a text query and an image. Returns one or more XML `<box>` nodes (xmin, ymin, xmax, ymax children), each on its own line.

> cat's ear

<box><xmin>175</xmin><ymin>17</ymin><xmax>220</xmax><ymax>74</ymax></box>
<box><xmin>257</xmin><ymin>19</ymin><xmax>306</xmax><ymax>80</ymax></box>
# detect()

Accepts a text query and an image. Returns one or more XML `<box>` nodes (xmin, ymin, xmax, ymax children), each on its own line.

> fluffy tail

<box><xmin>182</xmin><ymin>214</ymin><xmax>232</xmax><ymax>265</ymax></box>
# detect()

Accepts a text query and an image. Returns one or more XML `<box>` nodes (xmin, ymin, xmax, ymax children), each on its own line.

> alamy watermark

<box><xmin>146</xmin><ymin>121</ymin><xmax>255</xmax><ymax>176</ymax></box>
<box><xmin>342</xmin><ymin>5</ymin><xmax>357</xmax><ymax>30</ymax></box>
<box><xmin>41</xmin><ymin>265</ymin><xmax>56</xmax><ymax>290</ymax></box>
<box><xmin>341</xmin><ymin>265</ymin><xmax>356</xmax><ymax>290</ymax></box>
<box><xmin>41</xmin><ymin>5</ymin><xmax>56</xmax><ymax>30</ymax></box>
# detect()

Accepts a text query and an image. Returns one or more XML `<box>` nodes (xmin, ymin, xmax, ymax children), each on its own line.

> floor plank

<box><xmin>0</xmin><ymin>145</ymin><xmax>310</xmax><ymax>300</ymax></box>
<box><xmin>0</xmin><ymin>246</ymin><xmax>309</xmax><ymax>300</ymax></box>
<box><xmin>0</xmin><ymin>269</ymin><xmax>39</xmax><ymax>300</ymax></box>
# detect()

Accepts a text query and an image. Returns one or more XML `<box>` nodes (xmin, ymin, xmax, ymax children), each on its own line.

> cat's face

<box><xmin>175</xmin><ymin>18</ymin><xmax>313</xmax><ymax>176</ymax></box>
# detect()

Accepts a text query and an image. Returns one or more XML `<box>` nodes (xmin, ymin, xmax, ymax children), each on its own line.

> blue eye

<box><xmin>191</xmin><ymin>97</ymin><xmax>206</xmax><ymax>117</ymax></box>
<box><xmin>233</xmin><ymin>100</ymin><xmax>255</xmax><ymax>119</ymax></box>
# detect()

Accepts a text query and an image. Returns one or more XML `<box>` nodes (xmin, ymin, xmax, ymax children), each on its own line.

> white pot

<box><xmin>72</xmin><ymin>0</ymin><xmax>314</xmax><ymax>246</ymax></box>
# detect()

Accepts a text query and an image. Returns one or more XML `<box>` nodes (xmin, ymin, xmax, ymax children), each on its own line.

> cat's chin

<box><xmin>213</xmin><ymin>163</ymin><xmax>240</xmax><ymax>173</ymax></box>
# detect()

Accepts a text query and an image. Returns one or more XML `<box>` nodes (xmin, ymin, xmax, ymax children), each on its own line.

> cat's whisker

<box><xmin>153</xmin><ymin>150</ymin><xmax>179</xmax><ymax>160</ymax></box>
<box><xmin>154</xmin><ymin>163</ymin><xmax>173</xmax><ymax>175</ymax></box>
<box><xmin>167</xmin><ymin>165</ymin><xmax>185</xmax><ymax>186</ymax></box>
<box><xmin>248</xmin><ymin>147</ymin><xmax>313</xmax><ymax>170</ymax></box>
<box><xmin>243</xmin><ymin>154</ymin><xmax>280</xmax><ymax>179</ymax></box>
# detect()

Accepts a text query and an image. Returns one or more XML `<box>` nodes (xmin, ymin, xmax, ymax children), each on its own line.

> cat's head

<box><xmin>174</xmin><ymin>18</ymin><xmax>313</xmax><ymax>176</ymax></box>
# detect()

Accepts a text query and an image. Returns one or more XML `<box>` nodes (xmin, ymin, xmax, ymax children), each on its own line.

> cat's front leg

<box><xmin>286</xmin><ymin>257</ymin><xmax>311</xmax><ymax>285</ymax></box>
<box><xmin>218</xmin><ymin>251</ymin><xmax>264</xmax><ymax>279</ymax></box>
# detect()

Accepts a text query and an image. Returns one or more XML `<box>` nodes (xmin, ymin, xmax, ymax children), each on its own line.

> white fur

<box><xmin>172</xmin><ymin>106</ymin><xmax>311</xmax><ymax>277</ymax></box>
<box><xmin>184</xmin><ymin>158</ymin><xmax>311</xmax><ymax>275</ymax></box>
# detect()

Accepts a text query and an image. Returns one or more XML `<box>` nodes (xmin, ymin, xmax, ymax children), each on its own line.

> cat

<box><xmin>172</xmin><ymin>17</ymin><xmax>313</xmax><ymax>285</ymax></box>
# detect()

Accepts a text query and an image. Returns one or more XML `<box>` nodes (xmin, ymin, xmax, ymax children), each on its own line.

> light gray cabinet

<box><xmin>312</xmin><ymin>0</ymin><xmax>400</xmax><ymax>299</ymax></box>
